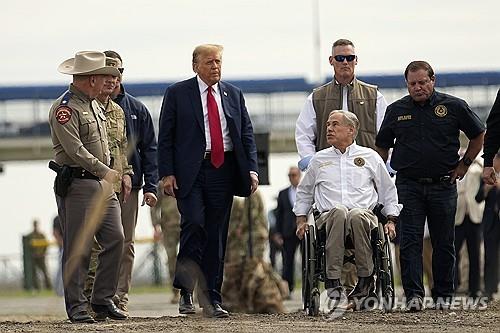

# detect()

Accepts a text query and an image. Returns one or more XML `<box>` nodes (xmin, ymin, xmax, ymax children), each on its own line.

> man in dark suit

<box><xmin>158</xmin><ymin>44</ymin><xmax>259</xmax><ymax>318</ymax></box>
<box><xmin>275</xmin><ymin>166</ymin><xmax>301</xmax><ymax>295</ymax></box>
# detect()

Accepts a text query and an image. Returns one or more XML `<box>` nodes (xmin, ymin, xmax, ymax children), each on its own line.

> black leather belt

<box><xmin>71</xmin><ymin>168</ymin><xmax>100</xmax><ymax>180</ymax></box>
<box><xmin>203</xmin><ymin>151</ymin><xmax>233</xmax><ymax>160</ymax></box>
<box><xmin>405</xmin><ymin>175</ymin><xmax>451</xmax><ymax>184</ymax></box>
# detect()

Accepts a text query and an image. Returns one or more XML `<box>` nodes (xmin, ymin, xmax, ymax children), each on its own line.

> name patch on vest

<box><xmin>397</xmin><ymin>115</ymin><xmax>412</xmax><ymax>121</ymax></box>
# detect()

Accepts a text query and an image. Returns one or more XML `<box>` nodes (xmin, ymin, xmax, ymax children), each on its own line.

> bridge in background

<box><xmin>1</xmin><ymin>71</ymin><xmax>499</xmax><ymax>160</ymax></box>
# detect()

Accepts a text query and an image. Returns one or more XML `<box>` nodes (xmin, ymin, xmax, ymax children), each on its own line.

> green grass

<box><xmin>0</xmin><ymin>284</ymin><xmax>172</xmax><ymax>299</ymax></box>
<box><xmin>0</xmin><ymin>288</ymin><xmax>55</xmax><ymax>298</ymax></box>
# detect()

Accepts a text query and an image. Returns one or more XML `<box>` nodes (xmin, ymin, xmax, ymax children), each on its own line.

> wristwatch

<box><xmin>462</xmin><ymin>156</ymin><xmax>473</xmax><ymax>167</ymax></box>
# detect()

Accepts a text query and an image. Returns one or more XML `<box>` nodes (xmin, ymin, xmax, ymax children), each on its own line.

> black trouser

<box><xmin>269</xmin><ymin>240</ymin><xmax>280</xmax><ymax>269</ymax></box>
<box><xmin>397</xmin><ymin>176</ymin><xmax>457</xmax><ymax>301</ymax></box>
<box><xmin>281</xmin><ymin>235</ymin><xmax>300</xmax><ymax>292</ymax></box>
<box><xmin>174</xmin><ymin>156</ymin><xmax>235</xmax><ymax>305</ymax></box>
<box><xmin>454</xmin><ymin>215</ymin><xmax>481</xmax><ymax>297</ymax></box>
<box><xmin>483</xmin><ymin>212</ymin><xmax>500</xmax><ymax>297</ymax></box>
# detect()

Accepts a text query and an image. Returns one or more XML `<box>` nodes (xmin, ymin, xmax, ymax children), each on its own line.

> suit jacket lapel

<box><xmin>188</xmin><ymin>77</ymin><xmax>205</xmax><ymax>133</ymax></box>
<box><xmin>218</xmin><ymin>81</ymin><xmax>233</xmax><ymax>120</ymax></box>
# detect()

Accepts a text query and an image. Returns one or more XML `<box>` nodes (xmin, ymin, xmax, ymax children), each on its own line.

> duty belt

<box><xmin>71</xmin><ymin>167</ymin><xmax>100</xmax><ymax>180</ymax></box>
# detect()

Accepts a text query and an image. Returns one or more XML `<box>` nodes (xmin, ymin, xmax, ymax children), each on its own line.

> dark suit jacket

<box><xmin>276</xmin><ymin>186</ymin><xmax>297</xmax><ymax>238</ymax></box>
<box><xmin>158</xmin><ymin>77</ymin><xmax>258</xmax><ymax>198</ymax></box>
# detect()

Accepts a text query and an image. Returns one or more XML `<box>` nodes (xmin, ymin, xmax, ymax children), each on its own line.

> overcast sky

<box><xmin>1</xmin><ymin>0</ymin><xmax>499</xmax><ymax>86</ymax></box>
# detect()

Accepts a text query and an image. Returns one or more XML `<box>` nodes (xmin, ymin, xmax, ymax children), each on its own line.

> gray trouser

<box><xmin>316</xmin><ymin>205</ymin><xmax>377</xmax><ymax>280</ymax></box>
<box><xmin>116</xmin><ymin>189</ymin><xmax>139</xmax><ymax>305</ymax></box>
<box><xmin>58</xmin><ymin>178</ymin><xmax>124</xmax><ymax>318</ymax></box>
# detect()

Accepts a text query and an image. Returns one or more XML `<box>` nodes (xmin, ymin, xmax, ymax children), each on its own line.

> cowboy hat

<box><xmin>58</xmin><ymin>51</ymin><xmax>121</xmax><ymax>76</ymax></box>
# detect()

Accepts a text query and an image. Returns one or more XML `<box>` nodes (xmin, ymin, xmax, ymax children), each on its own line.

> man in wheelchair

<box><xmin>293</xmin><ymin>110</ymin><xmax>401</xmax><ymax>309</ymax></box>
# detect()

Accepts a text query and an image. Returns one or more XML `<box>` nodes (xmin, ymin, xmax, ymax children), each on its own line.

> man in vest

<box><xmin>296</xmin><ymin>38</ymin><xmax>388</xmax><ymax>169</ymax></box>
<box><xmin>295</xmin><ymin>39</ymin><xmax>388</xmax><ymax>293</ymax></box>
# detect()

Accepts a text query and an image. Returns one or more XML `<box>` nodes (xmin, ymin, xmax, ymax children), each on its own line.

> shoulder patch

<box><xmin>55</xmin><ymin>106</ymin><xmax>72</xmax><ymax>125</ymax></box>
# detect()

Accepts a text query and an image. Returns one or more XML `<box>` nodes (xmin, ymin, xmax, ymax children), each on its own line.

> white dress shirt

<box><xmin>293</xmin><ymin>143</ymin><xmax>402</xmax><ymax>218</ymax></box>
<box><xmin>295</xmin><ymin>85</ymin><xmax>388</xmax><ymax>158</ymax></box>
<box><xmin>197</xmin><ymin>76</ymin><xmax>233</xmax><ymax>152</ymax></box>
<box><xmin>288</xmin><ymin>185</ymin><xmax>297</xmax><ymax>206</ymax></box>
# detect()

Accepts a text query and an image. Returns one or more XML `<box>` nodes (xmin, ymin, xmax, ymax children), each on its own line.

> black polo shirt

<box><xmin>375</xmin><ymin>90</ymin><xmax>485</xmax><ymax>178</ymax></box>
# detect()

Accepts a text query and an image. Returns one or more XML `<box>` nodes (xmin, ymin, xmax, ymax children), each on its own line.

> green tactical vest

<box><xmin>312</xmin><ymin>78</ymin><xmax>378</xmax><ymax>150</ymax></box>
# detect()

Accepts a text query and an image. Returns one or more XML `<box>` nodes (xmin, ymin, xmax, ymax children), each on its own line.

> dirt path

<box><xmin>0</xmin><ymin>297</ymin><xmax>498</xmax><ymax>333</ymax></box>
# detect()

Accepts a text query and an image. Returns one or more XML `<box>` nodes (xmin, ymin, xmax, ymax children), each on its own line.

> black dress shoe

<box><xmin>179</xmin><ymin>292</ymin><xmax>196</xmax><ymax>314</ymax></box>
<box><xmin>91</xmin><ymin>302</ymin><xmax>128</xmax><ymax>321</ymax></box>
<box><xmin>70</xmin><ymin>311</ymin><xmax>96</xmax><ymax>324</ymax></box>
<box><xmin>348</xmin><ymin>276</ymin><xmax>375</xmax><ymax>299</ymax></box>
<box><xmin>203</xmin><ymin>303</ymin><xmax>229</xmax><ymax>318</ymax></box>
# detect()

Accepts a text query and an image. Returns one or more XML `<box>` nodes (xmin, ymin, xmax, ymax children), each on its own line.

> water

<box><xmin>0</xmin><ymin>153</ymin><xmax>299</xmax><ymax>257</ymax></box>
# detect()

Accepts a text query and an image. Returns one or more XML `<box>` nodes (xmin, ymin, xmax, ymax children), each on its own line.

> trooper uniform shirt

<box><xmin>49</xmin><ymin>84</ymin><xmax>111</xmax><ymax>178</ymax></box>
<box><xmin>376</xmin><ymin>90</ymin><xmax>485</xmax><ymax>178</ymax></box>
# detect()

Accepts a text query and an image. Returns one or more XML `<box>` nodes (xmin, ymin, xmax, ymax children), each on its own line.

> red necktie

<box><xmin>207</xmin><ymin>87</ymin><xmax>224</xmax><ymax>168</ymax></box>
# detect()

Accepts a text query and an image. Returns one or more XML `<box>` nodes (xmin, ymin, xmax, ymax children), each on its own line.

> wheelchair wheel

<box><xmin>301</xmin><ymin>227</ymin><xmax>320</xmax><ymax>316</ymax></box>
<box><xmin>376</xmin><ymin>224</ymin><xmax>395</xmax><ymax>312</ymax></box>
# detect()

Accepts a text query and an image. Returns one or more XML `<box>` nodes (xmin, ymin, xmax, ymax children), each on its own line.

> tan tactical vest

<box><xmin>312</xmin><ymin>78</ymin><xmax>378</xmax><ymax>150</ymax></box>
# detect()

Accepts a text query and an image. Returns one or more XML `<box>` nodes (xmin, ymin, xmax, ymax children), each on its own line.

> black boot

<box><xmin>348</xmin><ymin>275</ymin><xmax>375</xmax><ymax>300</ymax></box>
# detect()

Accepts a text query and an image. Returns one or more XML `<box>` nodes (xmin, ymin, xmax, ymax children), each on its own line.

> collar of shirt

<box><xmin>330</xmin><ymin>142</ymin><xmax>358</xmax><ymax>156</ymax></box>
<box><xmin>333</xmin><ymin>76</ymin><xmax>355</xmax><ymax>87</ymax></box>
<box><xmin>69</xmin><ymin>84</ymin><xmax>92</xmax><ymax>103</ymax></box>
<box><xmin>197</xmin><ymin>75</ymin><xmax>220</xmax><ymax>97</ymax></box>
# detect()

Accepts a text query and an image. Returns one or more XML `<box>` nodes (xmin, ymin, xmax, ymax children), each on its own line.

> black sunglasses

<box><xmin>333</xmin><ymin>55</ymin><xmax>356</xmax><ymax>62</ymax></box>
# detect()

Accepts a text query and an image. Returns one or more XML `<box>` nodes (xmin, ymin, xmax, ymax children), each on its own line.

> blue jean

<box><xmin>396</xmin><ymin>176</ymin><xmax>457</xmax><ymax>301</ymax></box>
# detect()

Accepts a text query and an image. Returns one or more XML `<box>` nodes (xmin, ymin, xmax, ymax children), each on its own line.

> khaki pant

<box><xmin>115</xmin><ymin>189</ymin><xmax>139</xmax><ymax>305</ymax></box>
<box><xmin>316</xmin><ymin>205</ymin><xmax>377</xmax><ymax>280</ymax></box>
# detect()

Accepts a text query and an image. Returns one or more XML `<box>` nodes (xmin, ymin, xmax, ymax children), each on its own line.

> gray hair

<box><xmin>328</xmin><ymin>110</ymin><xmax>360</xmax><ymax>138</ymax></box>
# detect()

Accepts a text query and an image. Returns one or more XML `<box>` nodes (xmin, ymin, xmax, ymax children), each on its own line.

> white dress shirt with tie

<box><xmin>197</xmin><ymin>75</ymin><xmax>233</xmax><ymax>152</ymax></box>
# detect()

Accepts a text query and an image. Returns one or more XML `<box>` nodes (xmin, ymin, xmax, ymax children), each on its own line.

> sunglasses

<box><xmin>333</xmin><ymin>55</ymin><xmax>356</xmax><ymax>62</ymax></box>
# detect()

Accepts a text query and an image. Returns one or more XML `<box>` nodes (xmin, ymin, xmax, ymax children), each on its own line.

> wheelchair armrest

<box><xmin>373</xmin><ymin>204</ymin><xmax>388</xmax><ymax>225</ymax></box>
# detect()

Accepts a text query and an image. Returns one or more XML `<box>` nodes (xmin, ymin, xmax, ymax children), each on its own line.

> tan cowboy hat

<box><xmin>58</xmin><ymin>51</ymin><xmax>121</xmax><ymax>76</ymax></box>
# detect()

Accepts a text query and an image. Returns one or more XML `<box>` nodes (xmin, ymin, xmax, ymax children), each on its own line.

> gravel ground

<box><xmin>0</xmin><ymin>292</ymin><xmax>498</xmax><ymax>333</ymax></box>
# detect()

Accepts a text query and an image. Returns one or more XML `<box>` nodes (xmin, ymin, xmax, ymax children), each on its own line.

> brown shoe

<box><xmin>117</xmin><ymin>302</ymin><xmax>130</xmax><ymax>317</ymax></box>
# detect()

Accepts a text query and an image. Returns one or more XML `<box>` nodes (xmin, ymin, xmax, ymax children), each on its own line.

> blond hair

<box><xmin>192</xmin><ymin>44</ymin><xmax>224</xmax><ymax>65</ymax></box>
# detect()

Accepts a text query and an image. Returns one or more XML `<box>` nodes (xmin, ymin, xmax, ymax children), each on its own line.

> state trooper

<box><xmin>49</xmin><ymin>51</ymin><xmax>126</xmax><ymax>323</ymax></box>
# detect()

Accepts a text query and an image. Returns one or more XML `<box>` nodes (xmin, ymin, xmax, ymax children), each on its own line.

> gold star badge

<box><xmin>434</xmin><ymin>105</ymin><xmax>447</xmax><ymax>117</ymax></box>
<box><xmin>354</xmin><ymin>157</ymin><xmax>365</xmax><ymax>167</ymax></box>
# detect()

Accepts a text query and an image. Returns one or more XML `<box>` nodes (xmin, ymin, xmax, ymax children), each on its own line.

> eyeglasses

<box><xmin>288</xmin><ymin>173</ymin><xmax>299</xmax><ymax>177</ymax></box>
<box><xmin>333</xmin><ymin>55</ymin><xmax>356</xmax><ymax>62</ymax></box>
<box><xmin>118</xmin><ymin>68</ymin><xmax>124</xmax><ymax>74</ymax></box>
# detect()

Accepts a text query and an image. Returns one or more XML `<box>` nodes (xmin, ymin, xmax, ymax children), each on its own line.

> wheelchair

<box><xmin>301</xmin><ymin>205</ymin><xmax>395</xmax><ymax>316</ymax></box>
